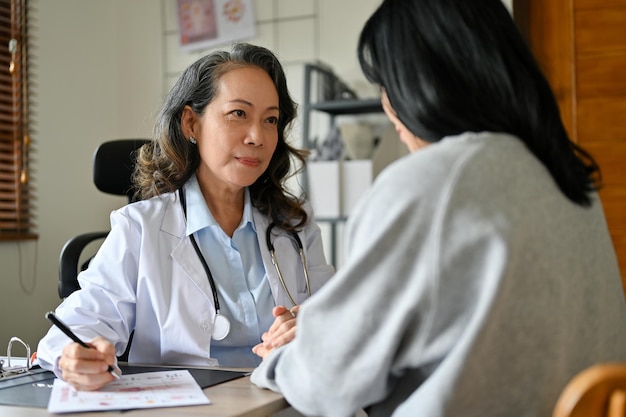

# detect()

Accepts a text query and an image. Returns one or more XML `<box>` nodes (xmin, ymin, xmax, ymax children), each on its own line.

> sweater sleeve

<box><xmin>250</xmin><ymin>143</ymin><xmax>498</xmax><ymax>416</ymax></box>
<box><xmin>251</xmin><ymin>166</ymin><xmax>443</xmax><ymax>416</ymax></box>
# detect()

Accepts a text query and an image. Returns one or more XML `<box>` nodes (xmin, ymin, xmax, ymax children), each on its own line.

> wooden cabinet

<box><xmin>515</xmin><ymin>0</ymin><xmax>626</xmax><ymax>290</ymax></box>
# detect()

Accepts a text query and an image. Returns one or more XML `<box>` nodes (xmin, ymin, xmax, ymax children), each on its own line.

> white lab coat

<box><xmin>37</xmin><ymin>190</ymin><xmax>334</xmax><ymax>372</ymax></box>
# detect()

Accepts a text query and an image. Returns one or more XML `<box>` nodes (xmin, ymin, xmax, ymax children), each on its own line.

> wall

<box><xmin>0</xmin><ymin>0</ymin><xmax>513</xmax><ymax>350</ymax></box>
<box><xmin>0</xmin><ymin>0</ymin><xmax>163</xmax><ymax>349</ymax></box>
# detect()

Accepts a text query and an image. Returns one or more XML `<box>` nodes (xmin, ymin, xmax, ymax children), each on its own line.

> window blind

<box><xmin>0</xmin><ymin>0</ymin><xmax>35</xmax><ymax>240</ymax></box>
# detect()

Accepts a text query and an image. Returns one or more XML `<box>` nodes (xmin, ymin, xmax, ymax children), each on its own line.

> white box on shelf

<box><xmin>340</xmin><ymin>160</ymin><xmax>373</xmax><ymax>216</ymax></box>
<box><xmin>307</xmin><ymin>161</ymin><xmax>341</xmax><ymax>218</ymax></box>
<box><xmin>307</xmin><ymin>160</ymin><xmax>374</xmax><ymax>217</ymax></box>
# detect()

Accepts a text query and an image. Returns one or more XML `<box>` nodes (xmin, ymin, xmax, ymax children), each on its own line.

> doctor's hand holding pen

<box><xmin>253</xmin><ymin>305</ymin><xmax>300</xmax><ymax>359</ymax></box>
<box><xmin>58</xmin><ymin>336</ymin><xmax>120</xmax><ymax>391</ymax></box>
<box><xmin>45</xmin><ymin>311</ymin><xmax>121</xmax><ymax>391</ymax></box>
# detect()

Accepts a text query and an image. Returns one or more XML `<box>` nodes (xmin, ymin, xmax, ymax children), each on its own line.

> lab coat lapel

<box><xmin>162</xmin><ymin>192</ymin><xmax>217</xmax><ymax>308</ymax></box>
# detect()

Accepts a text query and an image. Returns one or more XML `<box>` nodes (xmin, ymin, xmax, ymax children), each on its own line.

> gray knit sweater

<box><xmin>251</xmin><ymin>132</ymin><xmax>626</xmax><ymax>417</ymax></box>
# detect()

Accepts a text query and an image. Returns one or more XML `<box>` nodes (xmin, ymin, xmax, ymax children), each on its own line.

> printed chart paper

<box><xmin>176</xmin><ymin>0</ymin><xmax>256</xmax><ymax>52</ymax></box>
<box><xmin>47</xmin><ymin>370</ymin><xmax>210</xmax><ymax>413</ymax></box>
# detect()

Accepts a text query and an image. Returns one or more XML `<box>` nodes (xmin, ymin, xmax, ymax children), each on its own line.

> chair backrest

<box><xmin>58</xmin><ymin>139</ymin><xmax>150</xmax><ymax>299</ymax></box>
<box><xmin>552</xmin><ymin>363</ymin><xmax>626</xmax><ymax>417</ymax></box>
<box><xmin>93</xmin><ymin>139</ymin><xmax>151</xmax><ymax>203</ymax></box>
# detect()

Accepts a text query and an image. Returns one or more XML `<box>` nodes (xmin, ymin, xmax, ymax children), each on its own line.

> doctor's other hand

<box><xmin>58</xmin><ymin>336</ymin><xmax>119</xmax><ymax>391</ymax></box>
<box><xmin>253</xmin><ymin>305</ymin><xmax>299</xmax><ymax>359</ymax></box>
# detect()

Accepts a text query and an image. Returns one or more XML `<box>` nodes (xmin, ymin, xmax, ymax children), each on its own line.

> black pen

<box><xmin>45</xmin><ymin>311</ymin><xmax>121</xmax><ymax>380</ymax></box>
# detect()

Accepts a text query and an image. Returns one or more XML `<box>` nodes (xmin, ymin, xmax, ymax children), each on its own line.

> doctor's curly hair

<box><xmin>132</xmin><ymin>43</ymin><xmax>309</xmax><ymax>231</ymax></box>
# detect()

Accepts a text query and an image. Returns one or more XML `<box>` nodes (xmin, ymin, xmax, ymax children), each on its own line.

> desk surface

<box><xmin>0</xmin><ymin>374</ymin><xmax>289</xmax><ymax>417</ymax></box>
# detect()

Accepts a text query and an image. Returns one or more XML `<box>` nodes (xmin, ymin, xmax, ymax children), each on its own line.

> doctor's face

<box><xmin>194</xmin><ymin>66</ymin><xmax>280</xmax><ymax>192</ymax></box>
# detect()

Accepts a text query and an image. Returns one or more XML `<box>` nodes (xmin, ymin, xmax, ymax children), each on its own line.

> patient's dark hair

<box><xmin>357</xmin><ymin>0</ymin><xmax>600</xmax><ymax>206</ymax></box>
<box><xmin>133</xmin><ymin>43</ymin><xmax>309</xmax><ymax>230</ymax></box>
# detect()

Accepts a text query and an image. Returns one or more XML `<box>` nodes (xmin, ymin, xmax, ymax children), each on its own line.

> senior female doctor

<box><xmin>37</xmin><ymin>43</ymin><xmax>334</xmax><ymax>391</ymax></box>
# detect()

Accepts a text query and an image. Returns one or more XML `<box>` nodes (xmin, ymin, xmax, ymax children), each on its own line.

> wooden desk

<box><xmin>0</xmin><ymin>374</ymin><xmax>289</xmax><ymax>417</ymax></box>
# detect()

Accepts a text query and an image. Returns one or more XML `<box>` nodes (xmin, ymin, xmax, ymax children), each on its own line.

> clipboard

<box><xmin>0</xmin><ymin>364</ymin><xmax>247</xmax><ymax>408</ymax></box>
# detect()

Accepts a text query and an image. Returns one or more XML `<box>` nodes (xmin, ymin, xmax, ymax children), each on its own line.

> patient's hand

<box><xmin>253</xmin><ymin>305</ymin><xmax>299</xmax><ymax>359</ymax></box>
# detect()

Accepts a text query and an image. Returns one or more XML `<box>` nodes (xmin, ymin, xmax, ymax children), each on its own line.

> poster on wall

<box><xmin>176</xmin><ymin>0</ymin><xmax>256</xmax><ymax>52</ymax></box>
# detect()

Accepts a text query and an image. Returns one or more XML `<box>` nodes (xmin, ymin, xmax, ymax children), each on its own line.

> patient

<box><xmin>250</xmin><ymin>0</ymin><xmax>626</xmax><ymax>416</ymax></box>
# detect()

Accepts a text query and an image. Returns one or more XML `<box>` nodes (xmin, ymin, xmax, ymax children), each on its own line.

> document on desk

<box><xmin>47</xmin><ymin>370</ymin><xmax>210</xmax><ymax>413</ymax></box>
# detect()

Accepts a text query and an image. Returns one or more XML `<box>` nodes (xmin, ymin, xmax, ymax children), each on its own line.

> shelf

<box><xmin>315</xmin><ymin>216</ymin><xmax>348</xmax><ymax>223</ymax></box>
<box><xmin>302</xmin><ymin>64</ymin><xmax>387</xmax><ymax>267</ymax></box>
<box><xmin>308</xmin><ymin>98</ymin><xmax>382</xmax><ymax>115</ymax></box>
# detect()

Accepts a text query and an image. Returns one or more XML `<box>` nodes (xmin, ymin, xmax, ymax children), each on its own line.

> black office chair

<box><xmin>58</xmin><ymin>139</ymin><xmax>150</xmax><ymax>299</ymax></box>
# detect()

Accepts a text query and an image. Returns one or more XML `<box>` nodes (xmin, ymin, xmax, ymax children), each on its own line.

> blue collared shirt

<box><xmin>184</xmin><ymin>176</ymin><xmax>274</xmax><ymax>367</ymax></box>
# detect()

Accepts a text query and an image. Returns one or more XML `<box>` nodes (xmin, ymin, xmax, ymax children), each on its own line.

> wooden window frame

<box><xmin>0</xmin><ymin>0</ymin><xmax>35</xmax><ymax>241</ymax></box>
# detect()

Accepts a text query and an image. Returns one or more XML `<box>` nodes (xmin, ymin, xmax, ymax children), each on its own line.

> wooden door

<box><xmin>515</xmin><ymin>0</ymin><xmax>626</xmax><ymax>291</ymax></box>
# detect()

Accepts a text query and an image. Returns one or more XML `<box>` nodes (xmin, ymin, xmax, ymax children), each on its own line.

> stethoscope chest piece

<box><xmin>212</xmin><ymin>313</ymin><xmax>231</xmax><ymax>341</ymax></box>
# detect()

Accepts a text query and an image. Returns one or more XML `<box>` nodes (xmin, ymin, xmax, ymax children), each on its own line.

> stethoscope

<box><xmin>178</xmin><ymin>188</ymin><xmax>311</xmax><ymax>341</ymax></box>
<box><xmin>266</xmin><ymin>222</ymin><xmax>311</xmax><ymax>306</ymax></box>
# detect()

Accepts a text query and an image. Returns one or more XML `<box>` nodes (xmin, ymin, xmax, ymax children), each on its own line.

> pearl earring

<box><xmin>189</xmin><ymin>136</ymin><xmax>197</xmax><ymax>145</ymax></box>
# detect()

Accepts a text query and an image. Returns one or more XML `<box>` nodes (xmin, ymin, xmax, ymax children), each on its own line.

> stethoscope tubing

<box><xmin>179</xmin><ymin>189</ymin><xmax>222</xmax><ymax>313</ymax></box>
<box><xmin>266</xmin><ymin>222</ymin><xmax>311</xmax><ymax>306</ymax></box>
